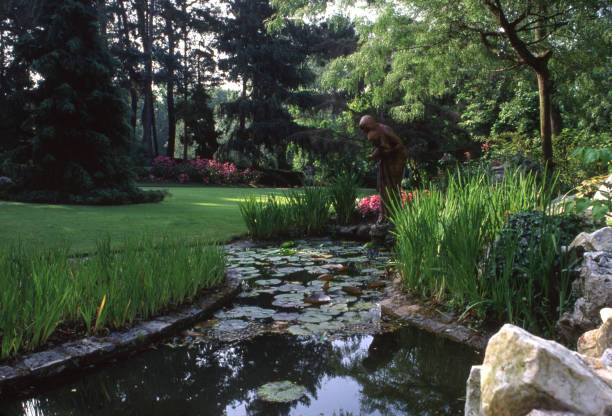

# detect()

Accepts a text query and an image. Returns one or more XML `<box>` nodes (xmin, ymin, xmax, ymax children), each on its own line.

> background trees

<box><xmin>0</xmin><ymin>0</ymin><xmax>609</xmax><ymax>202</ymax></box>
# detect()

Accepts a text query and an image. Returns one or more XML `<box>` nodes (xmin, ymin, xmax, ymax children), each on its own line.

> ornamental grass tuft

<box><xmin>0</xmin><ymin>235</ymin><xmax>225</xmax><ymax>359</ymax></box>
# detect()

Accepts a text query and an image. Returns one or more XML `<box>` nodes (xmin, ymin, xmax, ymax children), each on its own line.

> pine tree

<box><xmin>217</xmin><ymin>0</ymin><xmax>314</xmax><ymax>168</ymax></box>
<box><xmin>17</xmin><ymin>0</ymin><xmax>162</xmax><ymax>204</ymax></box>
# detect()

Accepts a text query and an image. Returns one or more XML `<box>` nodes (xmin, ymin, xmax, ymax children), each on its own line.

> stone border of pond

<box><xmin>0</xmin><ymin>272</ymin><xmax>242</xmax><ymax>397</ymax></box>
<box><xmin>381</xmin><ymin>278</ymin><xmax>490</xmax><ymax>351</ymax></box>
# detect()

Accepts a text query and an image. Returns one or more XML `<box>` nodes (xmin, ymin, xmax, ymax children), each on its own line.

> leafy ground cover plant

<box><xmin>0</xmin><ymin>235</ymin><xmax>225</xmax><ymax>359</ymax></box>
<box><xmin>389</xmin><ymin>167</ymin><xmax>576</xmax><ymax>336</ymax></box>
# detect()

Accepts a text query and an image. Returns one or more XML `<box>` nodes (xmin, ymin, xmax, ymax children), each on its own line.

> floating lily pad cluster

<box><xmin>189</xmin><ymin>240</ymin><xmax>392</xmax><ymax>341</ymax></box>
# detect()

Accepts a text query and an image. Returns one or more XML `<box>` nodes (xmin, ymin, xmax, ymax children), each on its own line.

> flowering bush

<box><xmin>149</xmin><ymin>156</ymin><xmax>262</xmax><ymax>185</ymax></box>
<box><xmin>358</xmin><ymin>190</ymin><xmax>430</xmax><ymax>216</ymax></box>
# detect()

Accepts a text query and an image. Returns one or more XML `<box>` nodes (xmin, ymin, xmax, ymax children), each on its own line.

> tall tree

<box><xmin>13</xmin><ymin>0</ymin><xmax>161</xmax><ymax>203</ymax></box>
<box><xmin>216</xmin><ymin>0</ymin><xmax>316</xmax><ymax>168</ymax></box>
<box><xmin>272</xmin><ymin>0</ymin><xmax>610</xmax><ymax>168</ymax></box>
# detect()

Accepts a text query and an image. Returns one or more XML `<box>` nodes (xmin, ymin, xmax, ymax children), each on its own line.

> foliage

<box><xmin>0</xmin><ymin>235</ymin><xmax>225</xmax><ymax>358</ymax></box>
<box><xmin>389</xmin><ymin>167</ymin><xmax>573</xmax><ymax>336</ymax></box>
<box><xmin>239</xmin><ymin>187</ymin><xmax>331</xmax><ymax>238</ymax></box>
<box><xmin>328</xmin><ymin>171</ymin><xmax>360</xmax><ymax>225</ymax></box>
<box><xmin>178</xmin><ymin>85</ymin><xmax>219</xmax><ymax>159</ymax></box>
<box><xmin>288</xmin><ymin>187</ymin><xmax>332</xmax><ymax>235</ymax></box>
<box><xmin>149</xmin><ymin>156</ymin><xmax>262</xmax><ymax>185</ymax></box>
<box><xmin>1</xmin><ymin>0</ymin><xmax>160</xmax><ymax>205</ymax></box>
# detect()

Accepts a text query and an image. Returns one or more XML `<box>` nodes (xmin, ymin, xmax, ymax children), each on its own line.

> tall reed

<box><xmin>328</xmin><ymin>171</ymin><xmax>360</xmax><ymax>225</ymax></box>
<box><xmin>239</xmin><ymin>187</ymin><xmax>331</xmax><ymax>239</ymax></box>
<box><xmin>0</xmin><ymin>236</ymin><xmax>225</xmax><ymax>358</ymax></box>
<box><xmin>390</xmin><ymin>167</ymin><xmax>566</xmax><ymax>334</ymax></box>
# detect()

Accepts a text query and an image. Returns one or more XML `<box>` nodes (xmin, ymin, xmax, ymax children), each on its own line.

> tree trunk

<box><xmin>550</xmin><ymin>102</ymin><xmax>562</xmax><ymax>138</ymax></box>
<box><xmin>151</xmin><ymin>98</ymin><xmax>159</xmax><ymax>157</ymax></box>
<box><xmin>536</xmin><ymin>67</ymin><xmax>553</xmax><ymax>167</ymax></box>
<box><xmin>130</xmin><ymin>84</ymin><xmax>138</xmax><ymax>135</ymax></box>
<box><xmin>165</xmin><ymin>15</ymin><xmax>176</xmax><ymax>158</ymax></box>
<box><xmin>135</xmin><ymin>0</ymin><xmax>154</xmax><ymax>159</ymax></box>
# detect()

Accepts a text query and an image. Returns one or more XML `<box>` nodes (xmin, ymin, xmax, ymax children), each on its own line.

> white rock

<box><xmin>568</xmin><ymin>227</ymin><xmax>612</xmax><ymax>254</ymax></box>
<box><xmin>480</xmin><ymin>324</ymin><xmax>612</xmax><ymax>416</ymax></box>
<box><xmin>465</xmin><ymin>365</ymin><xmax>484</xmax><ymax>416</ymax></box>
<box><xmin>525</xmin><ymin>411</ymin><xmax>580</xmax><ymax>416</ymax></box>
<box><xmin>602</xmin><ymin>308</ymin><xmax>612</xmax><ymax>324</ymax></box>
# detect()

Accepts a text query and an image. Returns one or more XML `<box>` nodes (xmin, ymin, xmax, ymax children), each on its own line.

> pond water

<box><xmin>0</xmin><ymin>240</ymin><xmax>479</xmax><ymax>416</ymax></box>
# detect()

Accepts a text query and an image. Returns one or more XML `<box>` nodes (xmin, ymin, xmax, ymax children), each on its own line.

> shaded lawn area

<box><xmin>0</xmin><ymin>186</ymin><xmax>280</xmax><ymax>254</ymax></box>
<box><xmin>1</xmin><ymin>185</ymin><xmax>376</xmax><ymax>254</ymax></box>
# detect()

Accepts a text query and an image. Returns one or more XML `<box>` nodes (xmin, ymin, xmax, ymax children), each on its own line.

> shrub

<box><xmin>149</xmin><ymin>156</ymin><xmax>261</xmax><ymax>186</ymax></box>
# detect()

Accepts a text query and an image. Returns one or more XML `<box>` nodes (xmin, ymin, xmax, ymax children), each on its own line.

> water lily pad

<box><xmin>215</xmin><ymin>319</ymin><xmax>249</xmax><ymax>332</ymax></box>
<box><xmin>304</xmin><ymin>292</ymin><xmax>331</xmax><ymax>304</ymax></box>
<box><xmin>276</xmin><ymin>266</ymin><xmax>305</xmax><ymax>275</ymax></box>
<box><xmin>341</xmin><ymin>286</ymin><xmax>363</xmax><ymax>296</ymax></box>
<box><xmin>304</xmin><ymin>321</ymin><xmax>343</xmax><ymax>332</ymax></box>
<box><xmin>361</xmin><ymin>267</ymin><xmax>385</xmax><ymax>276</ymax></box>
<box><xmin>275</xmin><ymin>283</ymin><xmax>307</xmax><ymax>292</ymax></box>
<box><xmin>272</xmin><ymin>293</ymin><xmax>309</xmax><ymax>309</ymax></box>
<box><xmin>304</xmin><ymin>266</ymin><xmax>329</xmax><ymax>275</ymax></box>
<box><xmin>287</xmin><ymin>325</ymin><xmax>313</xmax><ymax>336</ymax></box>
<box><xmin>298</xmin><ymin>311</ymin><xmax>333</xmax><ymax>323</ymax></box>
<box><xmin>215</xmin><ymin>306</ymin><xmax>276</xmax><ymax>320</ymax></box>
<box><xmin>320</xmin><ymin>303</ymin><xmax>348</xmax><ymax>315</ymax></box>
<box><xmin>257</xmin><ymin>380</ymin><xmax>307</xmax><ymax>403</ymax></box>
<box><xmin>272</xmin><ymin>312</ymin><xmax>299</xmax><ymax>321</ymax></box>
<box><xmin>254</xmin><ymin>278</ymin><xmax>282</xmax><ymax>286</ymax></box>
<box><xmin>350</xmin><ymin>302</ymin><xmax>378</xmax><ymax>311</ymax></box>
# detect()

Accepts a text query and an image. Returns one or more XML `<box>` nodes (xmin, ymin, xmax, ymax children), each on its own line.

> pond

<box><xmin>1</xmin><ymin>240</ymin><xmax>479</xmax><ymax>416</ymax></box>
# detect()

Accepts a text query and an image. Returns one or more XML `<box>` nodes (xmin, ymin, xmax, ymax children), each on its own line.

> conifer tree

<box><xmin>18</xmin><ymin>0</ymin><xmax>162</xmax><ymax>203</ymax></box>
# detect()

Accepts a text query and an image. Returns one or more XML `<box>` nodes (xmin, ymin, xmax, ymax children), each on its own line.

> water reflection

<box><xmin>1</xmin><ymin>326</ymin><xmax>478</xmax><ymax>416</ymax></box>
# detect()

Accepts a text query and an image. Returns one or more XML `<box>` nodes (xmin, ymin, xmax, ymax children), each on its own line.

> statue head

<box><xmin>359</xmin><ymin>115</ymin><xmax>376</xmax><ymax>132</ymax></box>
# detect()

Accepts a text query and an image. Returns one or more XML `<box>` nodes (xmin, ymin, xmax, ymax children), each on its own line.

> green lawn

<box><xmin>1</xmin><ymin>185</ymin><xmax>376</xmax><ymax>254</ymax></box>
<box><xmin>0</xmin><ymin>186</ymin><xmax>284</xmax><ymax>254</ymax></box>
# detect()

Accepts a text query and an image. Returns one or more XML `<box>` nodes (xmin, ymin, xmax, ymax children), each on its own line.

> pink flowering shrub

<box><xmin>358</xmin><ymin>190</ymin><xmax>430</xmax><ymax>216</ymax></box>
<box><xmin>149</xmin><ymin>156</ymin><xmax>262</xmax><ymax>185</ymax></box>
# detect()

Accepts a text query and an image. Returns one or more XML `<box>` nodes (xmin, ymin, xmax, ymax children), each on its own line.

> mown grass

<box><xmin>389</xmin><ymin>168</ymin><xmax>573</xmax><ymax>335</ymax></box>
<box><xmin>0</xmin><ymin>186</ymin><xmax>282</xmax><ymax>254</ymax></box>
<box><xmin>0</xmin><ymin>235</ymin><xmax>225</xmax><ymax>359</ymax></box>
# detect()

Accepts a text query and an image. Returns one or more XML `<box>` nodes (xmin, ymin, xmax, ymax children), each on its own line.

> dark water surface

<box><xmin>1</xmin><ymin>240</ymin><xmax>479</xmax><ymax>415</ymax></box>
<box><xmin>1</xmin><ymin>327</ymin><xmax>478</xmax><ymax>416</ymax></box>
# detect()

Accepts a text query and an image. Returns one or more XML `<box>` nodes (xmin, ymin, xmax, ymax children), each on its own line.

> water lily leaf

<box><xmin>215</xmin><ymin>306</ymin><xmax>276</xmax><ymax>320</ymax></box>
<box><xmin>276</xmin><ymin>266</ymin><xmax>305</xmax><ymax>275</ymax></box>
<box><xmin>254</xmin><ymin>278</ymin><xmax>282</xmax><ymax>286</ymax></box>
<box><xmin>350</xmin><ymin>302</ymin><xmax>378</xmax><ymax>311</ymax></box>
<box><xmin>215</xmin><ymin>319</ymin><xmax>249</xmax><ymax>332</ymax></box>
<box><xmin>257</xmin><ymin>381</ymin><xmax>307</xmax><ymax>403</ymax></box>
<box><xmin>304</xmin><ymin>266</ymin><xmax>329</xmax><ymax>275</ymax></box>
<box><xmin>342</xmin><ymin>286</ymin><xmax>363</xmax><ymax>296</ymax></box>
<box><xmin>287</xmin><ymin>325</ymin><xmax>312</xmax><ymax>336</ymax></box>
<box><xmin>272</xmin><ymin>312</ymin><xmax>299</xmax><ymax>321</ymax></box>
<box><xmin>298</xmin><ymin>311</ymin><xmax>333</xmax><ymax>323</ymax></box>
<box><xmin>272</xmin><ymin>293</ymin><xmax>309</xmax><ymax>309</ymax></box>
<box><xmin>275</xmin><ymin>283</ymin><xmax>307</xmax><ymax>292</ymax></box>
<box><xmin>304</xmin><ymin>292</ymin><xmax>331</xmax><ymax>304</ymax></box>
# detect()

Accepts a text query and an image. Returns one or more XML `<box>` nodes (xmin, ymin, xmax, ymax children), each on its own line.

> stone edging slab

<box><xmin>0</xmin><ymin>272</ymin><xmax>242</xmax><ymax>397</ymax></box>
<box><xmin>381</xmin><ymin>279</ymin><xmax>489</xmax><ymax>351</ymax></box>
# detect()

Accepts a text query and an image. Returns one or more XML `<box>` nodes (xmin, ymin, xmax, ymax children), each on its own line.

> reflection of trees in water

<box><xmin>334</xmin><ymin>327</ymin><xmax>478</xmax><ymax>416</ymax></box>
<box><xmin>3</xmin><ymin>328</ymin><xmax>477</xmax><ymax>416</ymax></box>
<box><xmin>3</xmin><ymin>335</ymin><xmax>345</xmax><ymax>416</ymax></box>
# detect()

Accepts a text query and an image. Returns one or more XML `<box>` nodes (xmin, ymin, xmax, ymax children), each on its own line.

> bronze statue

<box><xmin>359</xmin><ymin>115</ymin><xmax>408</xmax><ymax>223</ymax></box>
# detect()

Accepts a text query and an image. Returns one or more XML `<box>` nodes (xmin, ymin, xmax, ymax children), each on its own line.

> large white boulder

<box><xmin>479</xmin><ymin>324</ymin><xmax>612</xmax><ymax>416</ymax></box>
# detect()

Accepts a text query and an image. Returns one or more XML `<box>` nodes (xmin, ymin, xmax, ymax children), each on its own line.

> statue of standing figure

<box><xmin>359</xmin><ymin>115</ymin><xmax>408</xmax><ymax>223</ymax></box>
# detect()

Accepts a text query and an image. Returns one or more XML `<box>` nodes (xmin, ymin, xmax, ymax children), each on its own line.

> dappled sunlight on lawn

<box><xmin>192</xmin><ymin>202</ymin><xmax>227</xmax><ymax>207</ymax></box>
